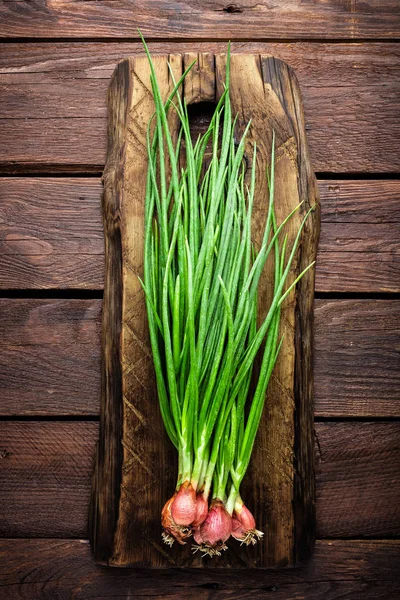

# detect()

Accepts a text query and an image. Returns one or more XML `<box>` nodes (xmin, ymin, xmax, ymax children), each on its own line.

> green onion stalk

<box><xmin>139</xmin><ymin>33</ymin><xmax>315</xmax><ymax>557</ymax></box>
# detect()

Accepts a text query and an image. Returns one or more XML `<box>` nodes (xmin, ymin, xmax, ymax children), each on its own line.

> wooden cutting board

<box><xmin>89</xmin><ymin>52</ymin><xmax>320</xmax><ymax>568</ymax></box>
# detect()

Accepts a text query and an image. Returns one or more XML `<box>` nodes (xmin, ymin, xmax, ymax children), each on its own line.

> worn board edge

<box><xmin>88</xmin><ymin>58</ymin><xmax>127</xmax><ymax>563</ymax></box>
<box><xmin>89</xmin><ymin>52</ymin><xmax>320</xmax><ymax>568</ymax></box>
<box><xmin>263</xmin><ymin>57</ymin><xmax>321</xmax><ymax>563</ymax></box>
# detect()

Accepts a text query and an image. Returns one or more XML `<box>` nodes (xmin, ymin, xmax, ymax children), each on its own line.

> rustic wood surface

<box><xmin>89</xmin><ymin>51</ymin><xmax>320</xmax><ymax>568</ymax></box>
<box><xmin>1</xmin><ymin>42</ymin><xmax>399</xmax><ymax>173</ymax></box>
<box><xmin>0</xmin><ymin>421</ymin><xmax>400</xmax><ymax>538</ymax></box>
<box><xmin>1</xmin><ymin>0</ymin><xmax>399</xmax><ymax>39</ymax></box>
<box><xmin>1</xmin><ymin>299</ymin><xmax>399</xmax><ymax>418</ymax></box>
<box><xmin>3</xmin><ymin>42</ymin><xmax>399</xmax><ymax>87</ymax></box>
<box><xmin>3</xmin><ymin>98</ymin><xmax>398</xmax><ymax>173</ymax></box>
<box><xmin>0</xmin><ymin>0</ymin><xmax>399</xmax><ymax>595</ymax></box>
<box><xmin>1</xmin><ymin>421</ymin><xmax>400</xmax><ymax>539</ymax></box>
<box><xmin>1</xmin><ymin>177</ymin><xmax>399</xmax><ymax>295</ymax></box>
<box><xmin>1</xmin><ymin>178</ymin><xmax>398</xmax><ymax>292</ymax></box>
<box><xmin>1</xmin><ymin>539</ymin><xmax>399</xmax><ymax>600</ymax></box>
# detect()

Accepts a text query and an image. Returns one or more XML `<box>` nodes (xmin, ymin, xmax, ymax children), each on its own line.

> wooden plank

<box><xmin>1</xmin><ymin>178</ymin><xmax>399</xmax><ymax>292</ymax></box>
<box><xmin>0</xmin><ymin>541</ymin><xmax>399</xmax><ymax>600</ymax></box>
<box><xmin>316</xmin><ymin>252</ymin><xmax>400</xmax><ymax>293</ymax></box>
<box><xmin>0</xmin><ymin>118</ymin><xmax>104</xmax><ymax>173</ymax></box>
<box><xmin>2</xmin><ymin>42</ymin><xmax>399</xmax><ymax>88</ymax></box>
<box><xmin>0</xmin><ymin>421</ymin><xmax>97</xmax><ymax>538</ymax></box>
<box><xmin>89</xmin><ymin>51</ymin><xmax>319</xmax><ymax>568</ymax></box>
<box><xmin>316</xmin><ymin>422</ymin><xmax>400</xmax><ymax>538</ymax></box>
<box><xmin>0</xmin><ymin>299</ymin><xmax>101</xmax><ymax>416</ymax></box>
<box><xmin>2</xmin><ymin>72</ymin><xmax>399</xmax><ymax>123</ymax></box>
<box><xmin>1</xmin><ymin>298</ymin><xmax>399</xmax><ymax>418</ymax></box>
<box><xmin>0</xmin><ymin>178</ymin><xmax>104</xmax><ymax>289</ymax></box>
<box><xmin>1</xmin><ymin>86</ymin><xmax>398</xmax><ymax>173</ymax></box>
<box><xmin>0</xmin><ymin>42</ymin><xmax>399</xmax><ymax>173</ymax></box>
<box><xmin>0</xmin><ymin>422</ymin><xmax>399</xmax><ymax>539</ymax></box>
<box><xmin>320</xmin><ymin>180</ymin><xmax>400</xmax><ymax>223</ymax></box>
<box><xmin>1</xmin><ymin>0</ymin><xmax>399</xmax><ymax>39</ymax></box>
<box><xmin>314</xmin><ymin>300</ymin><xmax>400</xmax><ymax>417</ymax></box>
<box><xmin>317</xmin><ymin>179</ymin><xmax>400</xmax><ymax>293</ymax></box>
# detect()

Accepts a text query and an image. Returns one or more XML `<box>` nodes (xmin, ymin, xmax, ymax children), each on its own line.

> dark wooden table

<box><xmin>0</xmin><ymin>2</ymin><xmax>399</xmax><ymax>598</ymax></box>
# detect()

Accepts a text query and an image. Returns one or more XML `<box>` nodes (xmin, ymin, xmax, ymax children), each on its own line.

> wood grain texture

<box><xmin>316</xmin><ymin>422</ymin><xmax>400</xmax><ymax>538</ymax></box>
<box><xmin>1</xmin><ymin>178</ymin><xmax>398</xmax><ymax>291</ymax></box>
<box><xmin>1</xmin><ymin>0</ymin><xmax>399</xmax><ymax>39</ymax></box>
<box><xmin>316</xmin><ymin>178</ymin><xmax>400</xmax><ymax>292</ymax></box>
<box><xmin>1</xmin><ymin>422</ymin><xmax>399</xmax><ymax>539</ymax></box>
<box><xmin>89</xmin><ymin>52</ymin><xmax>320</xmax><ymax>568</ymax></box>
<box><xmin>1</xmin><ymin>299</ymin><xmax>399</xmax><ymax>418</ymax></box>
<box><xmin>2</xmin><ymin>42</ymin><xmax>399</xmax><ymax>87</ymax></box>
<box><xmin>0</xmin><ymin>299</ymin><xmax>101</xmax><ymax>415</ymax></box>
<box><xmin>1</xmin><ymin>88</ymin><xmax>398</xmax><ymax>173</ymax></box>
<box><xmin>314</xmin><ymin>300</ymin><xmax>400</xmax><ymax>417</ymax></box>
<box><xmin>0</xmin><ymin>540</ymin><xmax>399</xmax><ymax>600</ymax></box>
<box><xmin>0</xmin><ymin>421</ymin><xmax>97</xmax><ymax>538</ymax></box>
<box><xmin>0</xmin><ymin>178</ymin><xmax>104</xmax><ymax>289</ymax></box>
<box><xmin>88</xmin><ymin>57</ymin><xmax>126</xmax><ymax>565</ymax></box>
<box><xmin>316</xmin><ymin>252</ymin><xmax>400</xmax><ymax>293</ymax></box>
<box><xmin>0</xmin><ymin>1</ymin><xmax>399</xmax><ymax>595</ymax></box>
<box><xmin>320</xmin><ymin>180</ymin><xmax>400</xmax><ymax>223</ymax></box>
<box><xmin>1</xmin><ymin>42</ymin><xmax>399</xmax><ymax>173</ymax></box>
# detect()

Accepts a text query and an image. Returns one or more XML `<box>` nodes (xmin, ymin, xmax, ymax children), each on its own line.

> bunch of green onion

<box><xmin>140</xmin><ymin>36</ymin><xmax>314</xmax><ymax>557</ymax></box>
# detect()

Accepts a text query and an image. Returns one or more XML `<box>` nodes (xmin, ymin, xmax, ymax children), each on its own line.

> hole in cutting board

<box><xmin>187</xmin><ymin>102</ymin><xmax>215</xmax><ymax>138</ymax></box>
<box><xmin>186</xmin><ymin>101</ymin><xmax>249</xmax><ymax>173</ymax></box>
<box><xmin>187</xmin><ymin>102</ymin><xmax>215</xmax><ymax>163</ymax></box>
